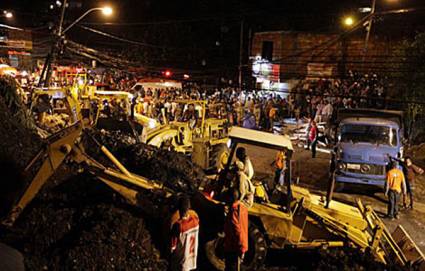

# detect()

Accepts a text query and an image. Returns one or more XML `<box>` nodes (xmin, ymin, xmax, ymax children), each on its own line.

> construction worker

<box><xmin>402</xmin><ymin>157</ymin><xmax>424</xmax><ymax>210</ymax></box>
<box><xmin>170</xmin><ymin>197</ymin><xmax>200</xmax><ymax>271</ymax></box>
<box><xmin>224</xmin><ymin>189</ymin><xmax>249</xmax><ymax>271</ymax></box>
<box><xmin>236</xmin><ymin>161</ymin><xmax>254</xmax><ymax>208</ymax></box>
<box><xmin>235</xmin><ymin>147</ymin><xmax>254</xmax><ymax>181</ymax></box>
<box><xmin>385</xmin><ymin>162</ymin><xmax>407</xmax><ymax>220</ymax></box>
<box><xmin>274</xmin><ymin>150</ymin><xmax>286</xmax><ymax>187</ymax></box>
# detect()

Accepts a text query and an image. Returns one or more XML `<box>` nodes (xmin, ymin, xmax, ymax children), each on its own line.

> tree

<box><xmin>398</xmin><ymin>32</ymin><xmax>425</xmax><ymax>142</ymax></box>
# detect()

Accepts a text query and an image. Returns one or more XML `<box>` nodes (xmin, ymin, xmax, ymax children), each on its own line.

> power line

<box><xmin>77</xmin><ymin>25</ymin><xmax>171</xmax><ymax>49</ymax></box>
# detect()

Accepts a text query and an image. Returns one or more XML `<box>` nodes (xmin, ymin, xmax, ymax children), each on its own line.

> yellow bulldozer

<box><xmin>2</xmin><ymin>118</ymin><xmax>424</xmax><ymax>270</ymax></box>
<box><xmin>142</xmin><ymin>100</ymin><xmax>230</xmax><ymax>171</ymax></box>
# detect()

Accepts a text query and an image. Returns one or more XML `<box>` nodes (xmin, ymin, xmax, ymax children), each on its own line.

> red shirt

<box><xmin>309</xmin><ymin>125</ymin><xmax>317</xmax><ymax>141</ymax></box>
<box><xmin>224</xmin><ymin>201</ymin><xmax>248</xmax><ymax>254</ymax></box>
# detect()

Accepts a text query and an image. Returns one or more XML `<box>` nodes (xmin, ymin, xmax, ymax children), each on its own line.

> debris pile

<box><xmin>314</xmin><ymin>247</ymin><xmax>388</xmax><ymax>271</ymax></box>
<box><xmin>0</xmin><ymin>76</ymin><xmax>43</xmax><ymax>218</ymax></box>
<box><xmin>1</xmin><ymin>173</ymin><xmax>168</xmax><ymax>271</ymax></box>
<box><xmin>84</xmin><ymin>129</ymin><xmax>208</xmax><ymax>193</ymax></box>
<box><xmin>37</xmin><ymin>113</ymin><xmax>71</xmax><ymax>134</ymax></box>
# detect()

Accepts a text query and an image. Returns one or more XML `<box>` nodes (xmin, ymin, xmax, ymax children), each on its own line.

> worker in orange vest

<box><xmin>385</xmin><ymin>162</ymin><xmax>407</xmax><ymax>220</ymax></box>
<box><xmin>224</xmin><ymin>189</ymin><xmax>248</xmax><ymax>271</ymax></box>
<box><xmin>274</xmin><ymin>151</ymin><xmax>286</xmax><ymax>187</ymax></box>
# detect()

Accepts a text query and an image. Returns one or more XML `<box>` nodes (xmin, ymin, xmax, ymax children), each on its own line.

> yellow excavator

<box><xmin>2</xmin><ymin>120</ymin><xmax>424</xmax><ymax>270</ymax></box>
<box><xmin>203</xmin><ymin>127</ymin><xmax>425</xmax><ymax>270</ymax></box>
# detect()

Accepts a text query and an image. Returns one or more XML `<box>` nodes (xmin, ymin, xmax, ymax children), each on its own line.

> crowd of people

<box><xmin>126</xmin><ymin>71</ymin><xmax>390</xmax><ymax>134</ymax></box>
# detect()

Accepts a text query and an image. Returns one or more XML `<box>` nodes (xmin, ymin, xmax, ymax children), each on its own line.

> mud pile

<box><xmin>1</xmin><ymin>172</ymin><xmax>168</xmax><ymax>271</ymax></box>
<box><xmin>0</xmin><ymin>76</ymin><xmax>43</xmax><ymax>218</ymax></box>
<box><xmin>84</xmin><ymin>129</ymin><xmax>208</xmax><ymax>193</ymax></box>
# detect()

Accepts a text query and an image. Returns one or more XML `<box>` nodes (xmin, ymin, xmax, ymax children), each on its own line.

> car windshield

<box><xmin>340</xmin><ymin>124</ymin><xmax>397</xmax><ymax>146</ymax></box>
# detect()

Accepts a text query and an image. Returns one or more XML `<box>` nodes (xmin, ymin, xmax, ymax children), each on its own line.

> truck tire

<box><xmin>210</xmin><ymin>143</ymin><xmax>229</xmax><ymax>172</ymax></box>
<box><xmin>243</xmin><ymin>223</ymin><xmax>267</xmax><ymax>270</ymax></box>
<box><xmin>205</xmin><ymin>222</ymin><xmax>267</xmax><ymax>271</ymax></box>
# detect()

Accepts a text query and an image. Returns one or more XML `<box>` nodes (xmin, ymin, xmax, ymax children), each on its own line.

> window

<box><xmin>262</xmin><ymin>41</ymin><xmax>274</xmax><ymax>61</ymax></box>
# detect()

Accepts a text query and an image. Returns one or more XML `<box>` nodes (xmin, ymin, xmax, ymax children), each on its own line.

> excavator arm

<box><xmin>3</xmin><ymin>123</ymin><xmax>83</xmax><ymax>226</ymax></box>
<box><xmin>2</xmin><ymin>122</ymin><xmax>174</xmax><ymax>227</ymax></box>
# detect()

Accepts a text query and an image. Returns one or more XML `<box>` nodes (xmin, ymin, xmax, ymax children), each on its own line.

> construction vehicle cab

<box><xmin>204</xmin><ymin>127</ymin><xmax>424</xmax><ymax>271</ymax></box>
<box><xmin>30</xmin><ymin>87</ymin><xmax>82</xmax><ymax>132</ymax></box>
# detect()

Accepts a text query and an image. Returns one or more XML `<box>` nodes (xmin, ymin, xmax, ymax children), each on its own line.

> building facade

<box><xmin>251</xmin><ymin>31</ymin><xmax>401</xmax><ymax>84</ymax></box>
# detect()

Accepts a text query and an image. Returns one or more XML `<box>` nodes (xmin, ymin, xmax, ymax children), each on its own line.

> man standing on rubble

<box><xmin>224</xmin><ymin>189</ymin><xmax>249</xmax><ymax>271</ymax></box>
<box><xmin>170</xmin><ymin>197</ymin><xmax>200</xmax><ymax>271</ymax></box>
<box><xmin>385</xmin><ymin>162</ymin><xmax>407</xmax><ymax>220</ymax></box>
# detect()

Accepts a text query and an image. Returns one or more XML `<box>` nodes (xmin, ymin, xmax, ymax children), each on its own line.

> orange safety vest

<box><xmin>275</xmin><ymin>151</ymin><xmax>285</xmax><ymax>170</ymax></box>
<box><xmin>386</xmin><ymin>168</ymin><xmax>405</xmax><ymax>193</ymax></box>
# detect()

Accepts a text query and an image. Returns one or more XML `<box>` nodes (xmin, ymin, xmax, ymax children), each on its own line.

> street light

<box><xmin>62</xmin><ymin>6</ymin><xmax>113</xmax><ymax>35</ymax></box>
<box><xmin>102</xmin><ymin>6</ymin><xmax>113</xmax><ymax>16</ymax></box>
<box><xmin>343</xmin><ymin>16</ymin><xmax>354</xmax><ymax>27</ymax></box>
<box><xmin>1</xmin><ymin>10</ymin><xmax>13</xmax><ymax>18</ymax></box>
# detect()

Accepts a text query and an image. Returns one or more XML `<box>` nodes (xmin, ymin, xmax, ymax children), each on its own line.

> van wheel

<box><xmin>205</xmin><ymin>223</ymin><xmax>267</xmax><ymax>271</ymax></box>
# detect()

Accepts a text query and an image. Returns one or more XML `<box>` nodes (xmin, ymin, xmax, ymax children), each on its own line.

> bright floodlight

<box><xmin>5</xmin><ymin>11</ymin><xmax>13</xmax><ymax>18</ymax></box>
<box><xmin>102</xmin><ymin>6</ymin><xmax>113</xmax><ymax>16</ymax></box>
<box><xmin>344</xmin><ymin>17</ymin><xmax>354</xmax><ymax>26</ymax></box>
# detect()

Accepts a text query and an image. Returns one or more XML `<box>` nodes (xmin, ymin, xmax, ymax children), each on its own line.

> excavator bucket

<box><xmin>391</xmin><ymin>225</ymin><xmax>425</xmax><ymax>270</ymax></box>
<box><xmin>357</xmin><ymin>199</ymin><xmax>424</xmax><ymax>268</ymax></box>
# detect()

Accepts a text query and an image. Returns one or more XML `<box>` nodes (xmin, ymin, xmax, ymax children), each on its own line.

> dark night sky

<box><xmin>1</xmin><ymin>0</ymin><xmax>425</xmax><ymax>74</ymax></box>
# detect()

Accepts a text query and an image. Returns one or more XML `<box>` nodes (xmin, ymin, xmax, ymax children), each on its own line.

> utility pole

<box><xmin>238</xmin><ymin>19</ymin><xmax>244</xmax><ymax>89</ymax></box>
<box><xmin>39</xmin><ymin>0</ymin><xmax>67</xmax><ymax>87</ymax></box>
<box><xmin>362</xmin><ymin>0</ymin><xmax>376</xmax><ymax>67</ymax></box>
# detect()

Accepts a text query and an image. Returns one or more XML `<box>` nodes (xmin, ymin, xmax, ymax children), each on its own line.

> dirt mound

<box><xmin>1</xmin><ymin>172</ymin><xmax>168</xmax><ymax>271</ymax></box>
<box><xmin>84</xmin><ymin>129</ymin><xmax>208</xmax><ymax>193</ymax></box>
<box><xmin>0</xmin><ymin>76</ymin><xmax>43</xmax><ymax>218</ymax></box>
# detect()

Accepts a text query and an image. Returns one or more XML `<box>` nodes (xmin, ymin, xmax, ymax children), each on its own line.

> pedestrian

<box><xmin>385</xmin><ymin>162</ymin><xmax>407</xmax><ymax>220</ymax></box>
<box><xmin>242</xmin><ymin>110</ymin><xmax>256</xmax><ymax>130</ymax></box>
<box><xmin>268</xmin><ymin>105</ymin><xmax>277</xmax><ymax>132</ymax></box>
<box><xmin>224</xmin><ymin>189</ymin><xmax>249</xmax><ymax>271</ymax></box>
<box><xmin>403</xmin><ymin>157</ymin><xmax>424</xmax><ymax>210</ymax></box>
<box><xmin>170</xmin><ymin>197</ymin><xmax>200</xmax><ymax>271</ymax></box>
<box><xmin>309</xmin><ymin>120</ymin><xmax>318</xmax><ymax>158</ymax></box>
